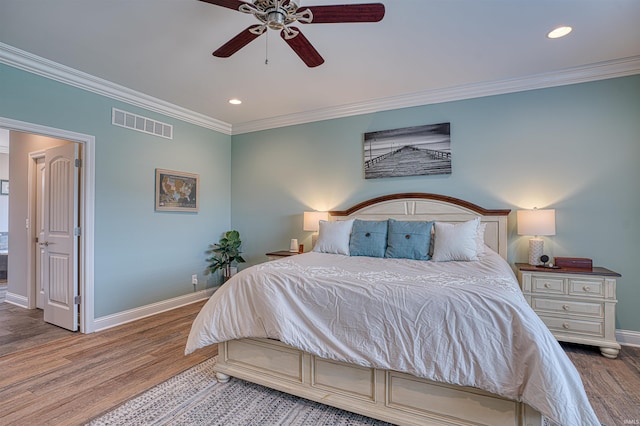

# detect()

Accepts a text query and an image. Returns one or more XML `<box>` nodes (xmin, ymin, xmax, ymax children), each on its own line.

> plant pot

<box><xmin>223</xmin><ymin>266</ymin><xmax>238</xmax><ymax>282</ymax></box>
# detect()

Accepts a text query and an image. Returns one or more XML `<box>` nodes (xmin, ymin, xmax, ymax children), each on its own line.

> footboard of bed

<box><xmin>214</xmin><ymin>338</ymin><xmax>543</xmax><ymax>426</ymax></box>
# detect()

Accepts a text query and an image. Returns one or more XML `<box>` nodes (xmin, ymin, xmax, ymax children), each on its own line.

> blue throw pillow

<box><xmin>385</xmin><ymin>219</ymin><xmax>433</xmax><ymax>260</ymax></box>
<box><xmin>349</xmin><ymin>219</ymin><xmax>388</xmax><ymax>258</ymax></box>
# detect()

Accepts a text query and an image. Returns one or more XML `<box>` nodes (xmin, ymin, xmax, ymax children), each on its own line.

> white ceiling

<box><xmin>1</xmin><ymin>0</ymin><xmax>639</xmax><ymax>134</ymax></box>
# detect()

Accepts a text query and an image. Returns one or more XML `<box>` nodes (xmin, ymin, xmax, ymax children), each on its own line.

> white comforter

<box><xmin>185</xmin><ymin>250</ymin><xmax>600</xmax><ymax>426</ymax></box>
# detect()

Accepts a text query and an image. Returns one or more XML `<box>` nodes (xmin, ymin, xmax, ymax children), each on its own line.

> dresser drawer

<box><xmin>568</xmin><ymin>277</ymin><xmax>604</xmax><ymax>298</ymax></box>
<box><xmin>530</xmin><ymin>276</ymin><xmax>565</xmax><ymax>295</ymax></box>
<box><xmin>531</xmin><ymin>298</ymin><xmax>603</xmax><ymax>318</ymax></box>
<box><xmin>538</xmin><ymin>315</ymin><xmax>604</xmax><ymax>338</ymax></box>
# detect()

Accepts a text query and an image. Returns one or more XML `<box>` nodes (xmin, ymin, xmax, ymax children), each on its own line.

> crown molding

<box><xmin>232</xmin><ymin>55</ymin><xmax>640</xmax><ymax>135</ymax></box>
<box><xmin>0</xmin><ymin>42</ymin><xmax>232</xmax><ymax>135</ymax></box>
<box><xmin>2</xmin><ymin>42</ymin><xmax>638</xmax><ymax>137</ymax></box>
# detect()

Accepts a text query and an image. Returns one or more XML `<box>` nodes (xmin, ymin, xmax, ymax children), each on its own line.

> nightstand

<box><xmin>265</xmin><ymin>250</ymin><xmax>300</xmax><ymax>261</ymax></box>
<box><xmin>516</xmin><ymin>263</ymin><xmax>621</xmax><ymax>359</ymax></box>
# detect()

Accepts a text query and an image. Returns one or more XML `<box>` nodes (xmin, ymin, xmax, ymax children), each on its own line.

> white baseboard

<box><xmin>93</xmin><ymin>288</ymin><xmax>216</xmax><ymax>332</ymax></box>
<box><xmin>4</xmin><ymin>292</ymin><xmax>28</xmax><ymax>308</ymax></box>
<box><xmin>616</xmin><ymin>329</ymin><xmax>640</xmax><ymax>347</ymax></box>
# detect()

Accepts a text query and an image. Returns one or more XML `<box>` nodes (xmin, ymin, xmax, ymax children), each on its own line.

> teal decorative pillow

<box><xmin>385</xmin><ymin>219</ymin><xmax>433</xmax><ymax>260</ymax></box>
<box><xmin>349</xmin><ymin>219</ymin><xmax>388</xmax><ymax>258</ymax></box>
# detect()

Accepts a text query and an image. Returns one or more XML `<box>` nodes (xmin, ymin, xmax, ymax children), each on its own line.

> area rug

<box><xmin>87</xmin><ymin>356</ymin><xmax>391</xmax><ymax>425</ymax></box>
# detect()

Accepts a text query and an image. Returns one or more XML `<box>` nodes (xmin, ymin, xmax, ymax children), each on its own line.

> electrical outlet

<box><xmin>191</xmin><ymin>274</ymin><xmax>198</xmax><ymax>285</ymax></box>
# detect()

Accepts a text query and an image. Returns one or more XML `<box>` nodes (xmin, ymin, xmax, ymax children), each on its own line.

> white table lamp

<box><xmin>303</xmin><ymin>211</ymin><xmax>329</xmax><ymax>249</ymax></box>
<box><xmin>517</xmin><ymin>208</ymin><xmax>556</xmax><ymax>266</ymax></box>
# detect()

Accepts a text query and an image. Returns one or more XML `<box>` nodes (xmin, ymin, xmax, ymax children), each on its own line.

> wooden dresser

<box><xmin>516</xmin><ymin>263</ymin><xmax>621</xmax><ymax>358</ymax></box>
<box><xmin>265</xmin><ymin>250</ymin><xmax>300</xmax><ymax>261</ymax></box>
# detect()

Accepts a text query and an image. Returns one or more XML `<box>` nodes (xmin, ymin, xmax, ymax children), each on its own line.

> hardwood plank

<box><xmin>0</xmin><ymin>355</ymin><xmax>158</xmax><ymax>423</ymax></box>
<box><xmin>561</xmin><ymin>342</ymin><xmax>640</xmax><ymax>425</ymax></box>
<box><xmin>0</xmin><ymin>304</ymin><xmax>73</xmax><ymax>356</ymax></box>
<box><xmin>0</xmin><ymin>300</ymin><xmax>217</xmax><ymax>425</ymax></box>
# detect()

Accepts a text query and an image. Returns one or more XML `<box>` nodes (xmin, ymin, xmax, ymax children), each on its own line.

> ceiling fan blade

<box><xmin>213</xmin><ymin>25</ymin><xmax>266</xmax><ymax>58</ymax></box>
<box><xmin>297</xmin><ymin>3</ymin><xmax>385</xmax><ymax>24</ymax></box>
<box><xmin>198</xmin><ymin>0</ymin><xmax>248</xmax><ymax>11</ymax></box>
<box><xmin>280</xmin><ymin>27</ymin><xmax>324</xmax><ymax>68</ymax></box>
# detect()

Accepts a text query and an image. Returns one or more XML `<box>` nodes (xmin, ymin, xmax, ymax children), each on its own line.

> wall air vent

<box><xmin>112</xmin><ymin>108</ymin><xmax>173</xmax><ymax>139</ymax></box>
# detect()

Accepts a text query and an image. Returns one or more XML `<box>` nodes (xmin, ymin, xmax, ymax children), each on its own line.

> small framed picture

<box><xmin>155</xmin><ymin>169</ymin><xmax>199</xmax><ymax>212</ymax></box>
<box><xmin>0</xmin><ymin>180</ymin><xmax>8</xmax><ymax>195</ymax></box>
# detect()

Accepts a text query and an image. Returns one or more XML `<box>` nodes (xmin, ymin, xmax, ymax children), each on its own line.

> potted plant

<box><xmin>206</xmin><ymin>230</ymin><xmax>246</xmax><ymax>282</ymax></box>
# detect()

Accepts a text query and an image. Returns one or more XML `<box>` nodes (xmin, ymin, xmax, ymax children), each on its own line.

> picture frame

<box><xmin>363</xmin><ymin>123</ymin><xmax>451</xmax><ymax>179</ymax></box>
<box><xmin>0</xmin><ymin>180</ymin><xmax>8</xmax><ymax>195</ymax></box>
<box><xmin>155</xmin><ymin>169</ymin><xmax>199</xmax><ymax>212</ymax></box>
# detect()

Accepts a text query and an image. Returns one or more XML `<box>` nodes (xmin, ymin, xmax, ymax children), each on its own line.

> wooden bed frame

<box><xmin>214</xmin><ymin>193</ymin><xmax>545</xmax><ymax>426</ymax></box>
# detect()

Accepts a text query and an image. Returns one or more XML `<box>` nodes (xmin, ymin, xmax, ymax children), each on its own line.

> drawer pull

<box><xmin>582</xmin><ymin>285</ymin><xmax>591</xmax><ymax>292</ymax></box>
<box><xmin>562</xmin><ymin>322</ymin><xmax>570</xmax><ymax>329</ymax></box>
<box><xmin>544</xmin><ymin>282</ymin><xmax>551</xmax><ymax>289</ymax></box>
<box><xmin>562</xmin><ymin>304</ymin><xmax>570</xmax><ymax>311</ymax></box>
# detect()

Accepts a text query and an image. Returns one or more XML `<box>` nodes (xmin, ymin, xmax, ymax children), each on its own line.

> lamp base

<box><xmin>528</xmin><ymin>238</ymin><xmax>544</xmax><ymax>265</ymax></box>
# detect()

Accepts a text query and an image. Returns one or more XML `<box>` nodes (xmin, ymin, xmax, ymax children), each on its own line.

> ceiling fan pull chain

<box><xmin>265</xmin><ymin>30</ymin><xmax>269</xmax><ymax>65</ymax></box>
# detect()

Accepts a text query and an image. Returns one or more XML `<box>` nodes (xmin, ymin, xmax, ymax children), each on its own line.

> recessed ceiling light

<box><xmin>228</xmin><ymin>98</ymin><xmax>242</xmax><ymax>105</ymax></box>
<box><xmin>547</xmin><ymin>26</ymin><xmax>572</xmax><ymax>39</ymax></box>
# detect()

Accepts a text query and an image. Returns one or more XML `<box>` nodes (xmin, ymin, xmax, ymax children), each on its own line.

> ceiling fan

<box><xmin>199</xmin><ymin>0</ymin><xmax>385</xmax><ymax>67</ymax></box>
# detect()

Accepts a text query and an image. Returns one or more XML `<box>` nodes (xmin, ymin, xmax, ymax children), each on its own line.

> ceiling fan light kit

<box><xmin>200</xmin><ymin>0</ymin><xmax>385</xmax><ymax>67</ymax></box>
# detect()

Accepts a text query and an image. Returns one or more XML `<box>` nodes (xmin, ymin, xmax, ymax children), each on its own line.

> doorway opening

<box><xmin>0</xmin><ymin>116</ymin><xmax>95</xmax><ymax>333</ymax></box>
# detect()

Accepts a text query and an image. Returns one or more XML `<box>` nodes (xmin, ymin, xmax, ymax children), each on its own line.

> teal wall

<box><xmin>231</xmin><ymin>75</ymin><xmax>640</xmax><ymax>333</ymax></box>
<box><xmin>0</xmin><ymin>63</ymin><xmax>232</xmax><ymax>317</ymax></box>
<box><xmin>2</xmin><ymin>60</ymin><xmax>638</xmax><ymax>333</ymax></box>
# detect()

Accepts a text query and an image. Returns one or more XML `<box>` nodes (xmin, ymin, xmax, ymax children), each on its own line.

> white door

<box><xmin>35</xmin><ymin>157</ymin><xmax>45</xmax><ymax>309</ymax></box>
<box><xmin>42</xmin><ymin>144</ymin><xmax>79</xmax><ymax>331</ymax></box>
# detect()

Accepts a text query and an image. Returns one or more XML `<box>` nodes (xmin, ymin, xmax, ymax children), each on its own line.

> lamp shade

<box><xmin>303</xmin><ymin>211</ymin><xmax>329</xmax><ymax>232</ymax></box>
<box><xmin>517</xmin><ymin>209</ymin><xmax>556</xmax><ymax>236</ymax></box>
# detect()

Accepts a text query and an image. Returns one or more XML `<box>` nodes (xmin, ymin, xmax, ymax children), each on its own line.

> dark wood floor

<box><xmin>0</xmin><ymin>300</ymin><xmax>637</xmax><ymax>425</ymax></box>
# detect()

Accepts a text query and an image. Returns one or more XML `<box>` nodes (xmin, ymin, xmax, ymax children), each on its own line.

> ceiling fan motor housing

<box><xmin>266</xmin><ymin>10</ymin><xmax>286</xmax><ymax>30</ymax></box>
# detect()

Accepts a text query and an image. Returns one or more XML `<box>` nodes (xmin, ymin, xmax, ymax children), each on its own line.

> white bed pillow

<box><xmin>313</xmin><ymin>219</ymin><xmax>354</xmax><ymax>255</ymax></box>
<box><xmin>432</xmin><ymin>218</ymin><xmax>480</xmax><ymax>262</ymax></box>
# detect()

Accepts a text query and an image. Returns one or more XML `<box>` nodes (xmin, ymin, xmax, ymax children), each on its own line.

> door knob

<box><xmin>39</xmin><ymin>241</ymin><xmax>50</xmax><ymax>247</ymax></box>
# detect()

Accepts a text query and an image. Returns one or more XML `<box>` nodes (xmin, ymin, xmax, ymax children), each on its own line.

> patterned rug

<box><xmin>87</xmin><ymin>357</ymin><xmax>391</xmax><ymax>426</ymax></box>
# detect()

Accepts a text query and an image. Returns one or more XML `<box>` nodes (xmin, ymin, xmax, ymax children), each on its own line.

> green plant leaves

<box><xmin>206</xmin><ymin>230</ymin><xmax>245</xmax><ymax>276</ymax></box>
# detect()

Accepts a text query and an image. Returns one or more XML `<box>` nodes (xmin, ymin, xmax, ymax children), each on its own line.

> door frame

<box><xmin>0</xmin><ymin>116</ymin><xmax>95</xmax><ymax>333</ymax></box>
<box><xmin>28</xmin><ymin>150</ymin><xmax>46</xmax><ymax>310</ymax></box>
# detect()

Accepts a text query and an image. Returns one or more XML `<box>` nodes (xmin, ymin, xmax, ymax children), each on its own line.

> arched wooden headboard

<box><xmin>329</xmin><ymin>193</ymin><xmax>511</xmax><ymax>260</ymax></box>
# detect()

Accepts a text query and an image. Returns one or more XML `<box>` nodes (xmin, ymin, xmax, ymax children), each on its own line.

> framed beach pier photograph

<box><xmin>155</xmin><ymin>169</ymin><xmax>199</xmax><ymax>212</ymax></box>
<box><xmin>363</xmin><ymin>123</ymin><xmax>451</xmax><ymax>179</ymax></box>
